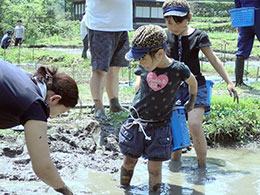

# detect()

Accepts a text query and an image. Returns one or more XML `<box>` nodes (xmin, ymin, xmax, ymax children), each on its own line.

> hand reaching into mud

<box><xmin>55</xmin><ymin>185</ymin><xmax>73</xmax><ymax>195</ymax></box>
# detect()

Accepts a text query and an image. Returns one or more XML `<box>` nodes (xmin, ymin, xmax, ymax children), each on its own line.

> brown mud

<box><xmin>0</xmin><ymin>110</ymin><xmax>124</xmax><ymax>194</ymax></box>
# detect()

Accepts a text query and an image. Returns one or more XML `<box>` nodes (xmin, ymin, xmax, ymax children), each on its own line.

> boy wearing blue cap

<box><xmin>162</xmin><ymin>0</ymin><xmax>239</xmax><ymax>168</ymax></box>
<box><xmin>119</xmin><ymin>24</ymin><xmax>197</xmax><ymax>192</ymax></box>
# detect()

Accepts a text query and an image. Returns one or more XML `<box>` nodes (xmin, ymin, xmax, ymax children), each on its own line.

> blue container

<box><xmin>229</xmin><ymin>7</ymin><xmax>255</xmax><ymax>28</ymax></box>
<box><xmin>206</xmin><ymin>80</ymin><xmax>214</xmax><ymax>105</ymax></box>
<box><xmin>205</xmin><ymin>80</ymin><xmax>214</xmax><ymax>115</ymax></box>
<box><xmin>171</xmin><ymin>106</ymin><xmax>190</xmax><ymax>151</ymax></box>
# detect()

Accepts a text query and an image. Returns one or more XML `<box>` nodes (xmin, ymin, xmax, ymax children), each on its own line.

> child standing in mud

<box><xmin>119</xmin><ymin>25</ymin><xmax>197</xmax><ymax>192</ymax></box>
<box><xmin>162</xmin><ymin>0</ymin><xmax>239</xmax><ymax>168</ymax></box>
<box><xmin>0</xmin><ymin>59</ymin><xmax>78</xmax><ymax>195</ymax></box>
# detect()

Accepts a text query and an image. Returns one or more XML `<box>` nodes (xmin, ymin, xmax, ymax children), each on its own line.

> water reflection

<box><xmin>0</xmin><ymin>147</ymin><xmax>260</xmax><ymax>194</ymax></box>
<box><xmin>123</xmin><ymin>183</ymin><xmax>204</xmax><ymax>195</ymax></box>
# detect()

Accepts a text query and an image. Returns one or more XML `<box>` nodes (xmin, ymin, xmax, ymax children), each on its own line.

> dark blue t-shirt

<box><xmin>235</xmin><ymin>0</ymin><xmax>260</xmax><ymax>8</ymax></box>
<box><xmin>131</xmin><ymin>61</ymin><xmax>190</xmax><ymax>126</ymax></box>
<box><xmin>166</xmin><ymin>28</ymin><xmax>211</xmax><ymax>85</ymax></box>
<box><xmin>0</xmin><ymin>59</ymin><xmax>50</xmax><ymax>129</ymax></box>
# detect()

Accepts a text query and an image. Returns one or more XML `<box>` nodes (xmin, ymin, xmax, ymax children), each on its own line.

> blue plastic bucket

<box><xmin>205</xmin><ymin>80</ymin><xmax>214</xmax><ymax>115</ymax></box>
<box><xmin>206</xmin><ymin>80</ymin><xmax>214</xmax><ymax>105</ymax></box>
<box><xmin>229</xmin><ymin>7</ymin><xmax>255</xmax><ymax>28</ymax></box>
<box><xmin>171</xmin><ymin>106</ymin><xmax>190</xmax><ymax>151</ymax></box>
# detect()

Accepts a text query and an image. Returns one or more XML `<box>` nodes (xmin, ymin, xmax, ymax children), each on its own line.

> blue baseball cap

<box><xmin>163</xmin><ymin>6</ymin><xmax>190</xmax><ymax>17</ymax></box>
<box><xmin>125</xmin><ymin>42</ymin><xmax>167</xmax><ymax>61</ymax></box>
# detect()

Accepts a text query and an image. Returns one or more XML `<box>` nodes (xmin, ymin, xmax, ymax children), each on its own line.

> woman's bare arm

<box><xmin>24</xmin><ymin>120</ymin><xmax>72</xmax><ymax>194</ymax></box>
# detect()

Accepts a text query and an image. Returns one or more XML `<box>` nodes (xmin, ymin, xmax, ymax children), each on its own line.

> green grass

<box><xmin>0</xmin><ymin>47</ymin><xmax>83</xmax><ymax>67</ymax></box>
<box><xmin>200</xmin><ymin>61</ymin><xmax>259</xmax><ymax>79</ymax></box>
<box><xmin>36</xmin><ymin>35</ymin><xmax>82</xmax><ymax>47</ymax></box>
<box><xmin>0</xmin><ymin>129</ymin><xmax>23</xmax><ymax>135</ymax></box>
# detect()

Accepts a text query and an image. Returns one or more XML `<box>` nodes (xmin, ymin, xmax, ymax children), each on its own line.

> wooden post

<box><xmin>3</xmin><ymin>49</ymin><xmax>6</xmax><ymax>60</ymax></box>
<box><xmin>256</xmin><ymin>67</ymin><xmax>259</xmax><ymax>82</ymax></box>
<box><xmin>18</xmin><ymin>46</ymin><xmax>21</xmax><ymax>64</ymax></box>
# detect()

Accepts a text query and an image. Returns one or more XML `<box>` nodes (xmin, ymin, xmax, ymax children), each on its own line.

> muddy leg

<box><xmin>171</xmin><ymin>149</ymin><xmax>182</xmax><ymax>161</ymax></box>
<box><xmin>148</xmin><ymin>160</ymin><xmax>162</xmax><ymax>192</ymax></box>
<box><xmin>188</xmin><ymin>108</ymin><xmax>207</xmax><ymax>168</ymax></box>
<box><xmin>120</xmin><ymin>156</ymin><xmax>138</xmax><ymax>186</ymax></box>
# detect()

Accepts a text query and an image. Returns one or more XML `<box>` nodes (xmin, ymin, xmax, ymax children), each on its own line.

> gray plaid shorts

<box><xmin>88</xmin><ymin>29</ymin><xmax>130</xmax><ymax>72</ymax></box>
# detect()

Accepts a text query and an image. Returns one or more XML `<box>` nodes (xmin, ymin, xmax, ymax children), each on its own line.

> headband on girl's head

<box><xmin>163</xmin><ymin>6</ymin><xmax>190</xmax><ymax>17</ymax></box>
<box><xmin>126</xmin><ymin>42</ymin><xmax>167</xmax><ymax>61</ymax></box>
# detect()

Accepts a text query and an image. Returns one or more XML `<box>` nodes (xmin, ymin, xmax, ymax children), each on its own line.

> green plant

<box><xmin>107</xmin><ymin>111</ymin><xmax>129</xmax><ymax>127</ymax></box>
<box><xmin>204</xmin><ymin>96</ymin><xmax>260</xmax><ymax>146</ymax></box>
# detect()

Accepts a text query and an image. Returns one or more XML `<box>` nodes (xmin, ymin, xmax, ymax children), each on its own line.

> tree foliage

<box><xmin>0</xmin><ymin>0</ymin><xmax>78</xmax><ymax>44</ymax></box>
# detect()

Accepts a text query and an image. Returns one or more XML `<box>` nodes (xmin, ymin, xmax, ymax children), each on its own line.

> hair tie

<box><xmin>45</xmin><ymin>73</ymin><xmax>52</xmax><ymax>82</ymax></box>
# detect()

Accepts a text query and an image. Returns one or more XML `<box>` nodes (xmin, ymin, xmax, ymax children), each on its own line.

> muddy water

<box><xmin>1</xmin><ymin>147</ymin><xmax>259</xmax><ymax>195</ymax></box>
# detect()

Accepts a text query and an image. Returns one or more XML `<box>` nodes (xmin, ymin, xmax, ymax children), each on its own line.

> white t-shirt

<box><xmin>14</xmin><ymin>25</ymin><xmax>25</xmax><ymax>39</ymax></box>
<box><xmin>86</xmin><ymin>0</ymin><xmax>133</xmax><ymax>32</ymax></box>
<box><xmin>80</xmin><ymin>14</ymin><xmax>88</xmax><ymax>40</ymax></box>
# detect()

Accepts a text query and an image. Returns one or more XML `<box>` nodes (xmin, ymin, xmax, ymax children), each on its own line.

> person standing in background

<box><xmin>13</xmin><ymin>19</ymin><xmax>25</xmax><ymax>47</ymax></box>
<box><xmin>80</xmin><ymin>12</ymin><xmax>88</xmax><ymax>59</ymax></box>
<box><xmin>85</xmin><ymin>0</ymin><xmax>133</xmax><ymax>119</ymax></box>
<box><xmin>234</xmin><ymin>0</ymin><xmax>260</xmax><ymax>86</ymax></box>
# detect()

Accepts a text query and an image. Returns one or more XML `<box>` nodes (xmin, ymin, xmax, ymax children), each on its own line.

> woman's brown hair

<box><xmin>33</xmin><ymin>66</ymin><xmax>79</xmax><ymax>108</ymax></box>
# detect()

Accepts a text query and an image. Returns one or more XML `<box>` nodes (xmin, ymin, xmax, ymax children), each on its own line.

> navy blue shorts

<box><xmin>236</xmin><ymin>10</ymin><xmax>260</xmax><ymax>58</ymax></box>
<box><xmin>119</xmin><ymin>120</ymin><xmax>173</xmax><ymax>161</ymax></box>
<box><xmin>175</xmin><ymin>84</ymin><xmax>210</xmax><ymax>113</ymax></box>
<box><xmin>88</xmin><ymin>29</ymin><xmax>129</xmax><ymax>72</ymax></box>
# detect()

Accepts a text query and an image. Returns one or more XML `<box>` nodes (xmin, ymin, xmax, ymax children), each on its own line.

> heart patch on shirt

<box><xmin>146</xmin><ymin>72</ymin><xmax>169</xmax><ymax>91</ymax></box>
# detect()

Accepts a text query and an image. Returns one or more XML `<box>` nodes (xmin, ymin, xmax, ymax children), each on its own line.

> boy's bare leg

<box><xmin>148</xmin><ymin>160</ymin><xmax>162</xmax><ymax>192</ymax></box>
<box><xmin>188</xmin><ymin>107</ymin><xmax>207</xmax><ymax>168</ymax></box>
<box><xmin>120</xmin><ymin>156</ymin><xmax>138</xmax><ymax>186</ymax></box>
<box><xmin>171</xmin><ymin>149</ymin><xmax>182</xmax><ymax>161</ymax></box>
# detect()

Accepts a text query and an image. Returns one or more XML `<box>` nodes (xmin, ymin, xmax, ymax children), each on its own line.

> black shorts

<box><xmin>15</xmin><ymin>38</ymin><xmax>23</xmax><ymax>46</ymax></box>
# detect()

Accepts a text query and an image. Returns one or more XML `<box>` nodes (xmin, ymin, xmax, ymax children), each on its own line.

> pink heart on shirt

<box><xmin>146</xmin><ymin>72</ymin><xmax>169</xmax><ymax>91</ymax></box>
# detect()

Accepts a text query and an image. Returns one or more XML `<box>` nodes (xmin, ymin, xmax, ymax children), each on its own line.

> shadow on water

<box><xmin>123</xmin><ymin>182</ymin><xmax>204</xmax><ymax>195</ymax></box>
<box><xmin>168</xmin><ymin>156</ymin><xmax>251</xmax><ymax>185</ymax></box>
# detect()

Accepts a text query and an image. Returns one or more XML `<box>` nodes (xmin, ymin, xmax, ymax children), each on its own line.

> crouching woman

<box><xmin>0</xmin><ymin>59</ymin><xmax>78</xmax><ymax>194</ymax></box>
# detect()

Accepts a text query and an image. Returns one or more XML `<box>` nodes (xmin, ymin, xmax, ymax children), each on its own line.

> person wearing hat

<box><xmin>234</xmin><ymin>0</ymin><xmax>260</xmax><ymax>86</ymax></box>
<box><xmin>119</xmin><ymin>24</ymin><xmax>197</xmax><ymax>191</ymax></box>
<box><xmin>1</xmin><ymin>30</ymin><xmax>13</xmax><ymax>49</ymax></box>
<box><xmin>162</xmin><ymin>0</ymin><xmax>239</xmax><ymax>168</ymax></box>
<box><xmin>13</xmin><ymin>19</ymin><xmax>25</xmax><ymax>47</ymax></box>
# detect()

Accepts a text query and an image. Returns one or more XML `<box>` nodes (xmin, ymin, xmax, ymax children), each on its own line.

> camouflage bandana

<box><xmin>126</xmin><ymin>25</ymin><xmax>167</xmax><ymax>61</ymax></box>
